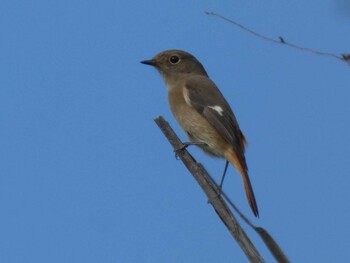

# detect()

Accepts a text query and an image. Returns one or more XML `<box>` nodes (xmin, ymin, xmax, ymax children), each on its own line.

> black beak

<box><xmin>140</xmin><ymin>59</ymin><xmax>156</xmax><ymax>66</ymax></box>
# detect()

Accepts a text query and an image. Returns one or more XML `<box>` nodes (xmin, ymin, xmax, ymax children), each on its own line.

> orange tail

<box><xmin>224</xmin><ymin>149</ymin><xmax>259</xmax><ymax>217</ymax></box>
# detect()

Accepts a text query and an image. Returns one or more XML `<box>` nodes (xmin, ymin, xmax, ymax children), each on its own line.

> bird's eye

<box><xmin>169</xmin><ymin>55</ymin><xmax>180</xmax><ymax>64</ymax></box>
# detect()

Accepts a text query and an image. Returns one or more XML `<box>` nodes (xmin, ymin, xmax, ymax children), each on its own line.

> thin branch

<box><xmin>205</xmin><ymin>11</ymin><xmax>350</xmax><ymax>66</ymax></box>
<box><xmin>154</xmin><ymin>116</ymin><xmax>290</xmax><ymax>263</ymax></box>
<box><xmin>208</xmin><ymin>176</ymin><xmax>290</xmax><ymax>263</ymax></box>
<box><xmin>154</xmin><ymin>116</ymin><xmax>264</xmax><ymax>263</ymax></box>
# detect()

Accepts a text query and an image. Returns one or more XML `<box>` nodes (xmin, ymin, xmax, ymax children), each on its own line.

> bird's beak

<box><xmin>140</xmin><ymin>59</ymin><xmax>156</xmax><ymax>66</ymax></box>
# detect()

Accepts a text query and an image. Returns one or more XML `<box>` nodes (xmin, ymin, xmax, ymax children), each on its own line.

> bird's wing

<box><xmin>184</xmin><ymin>75</ymin><xmax>246</xmax><ymax>156</ymax></box>
<box><xmin>185</xmin><ymin>75</ymin><xmax>258</xmax><ymax>217</ymax></box>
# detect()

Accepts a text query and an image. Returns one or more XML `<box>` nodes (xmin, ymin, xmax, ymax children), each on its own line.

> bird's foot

<box><xmin>216</xmin><ymin>186</ymin><xmax>223</xmax><ymax>197</ymax></box>
<box><xmin>206</xmin><ymin>187</ymin><xmax>223</xmax><ymax>204</ymax></box>
<box><xmin>173</xmin><ymin>142</ymin><xmax>206</xmax><ymax>159</ymax></box>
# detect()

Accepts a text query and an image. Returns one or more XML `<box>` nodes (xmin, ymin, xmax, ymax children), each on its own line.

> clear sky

<box><xmin>1</xmin><ymin>1</ymin><xmax>349</xmax><ymax>262</ymax></box>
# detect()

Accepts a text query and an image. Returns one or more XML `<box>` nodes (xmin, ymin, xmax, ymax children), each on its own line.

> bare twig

<box><xmin>154</xmin><ymin>116</ymin><xmax>264</xmax><ymax>263</ymax></box>
<box><xmin>205</xmin><ymin>11</ymin><xmax>350</xmax><ymax>66</ymax></box>
<box><xmin>208</xmin><ymin>177</ymin><xmax>290</xmax><ymax>263</ymax></box>
<box><xmin>154</xmin><ymin>116</ymin><xmax>291</xmax><ymax>263</ymax></box>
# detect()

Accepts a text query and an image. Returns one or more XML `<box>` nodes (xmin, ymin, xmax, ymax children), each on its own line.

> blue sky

<box><xmin>1</xmin><ymin>0</ymin><xmax>349</xmax><ymax>262</ymax></box>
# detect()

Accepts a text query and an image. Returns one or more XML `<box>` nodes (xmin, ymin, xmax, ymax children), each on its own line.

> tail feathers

<box><xmin>224</xmin><ymin>150</ymin><xmax>259</xmax><ymax>217</ymax></box>
<box><xmin>242</xmin><ymin>171</ymin><xmax>259</xmax><ymax>217</ymax></box>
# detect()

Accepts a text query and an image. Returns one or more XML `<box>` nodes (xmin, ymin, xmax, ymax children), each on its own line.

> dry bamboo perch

<box><xmin>154</xmin><ymin>116</ymin><xmax>290</xmax><ymax>263</ymax></box>
<box><xmin>154</xmin><ymin>116</ymin><xmax>264</xmax><ymax>263</ymax></box>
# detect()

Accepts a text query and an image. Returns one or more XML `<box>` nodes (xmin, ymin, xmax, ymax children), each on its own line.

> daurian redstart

<box><xmin>141</xmin><ymin>50</ymin><xmax>259</xmax><ymax>217</ymax></box>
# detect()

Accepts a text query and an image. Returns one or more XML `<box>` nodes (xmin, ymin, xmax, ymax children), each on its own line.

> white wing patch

<box><xmin>208</xmin><ymin>105</ymin><xmax>224</xmax><ymax>116</ymax></box>
<box><xmin>183</xmin><ymin>87</ymin><xmax>192</xmax><ymax>106</ymax></box>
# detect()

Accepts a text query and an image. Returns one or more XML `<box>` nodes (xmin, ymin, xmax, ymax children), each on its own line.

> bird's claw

<box><xmin>173</xmin><ymin>143</ymin><xmax>190</xmax><ymax>160</ymax></box>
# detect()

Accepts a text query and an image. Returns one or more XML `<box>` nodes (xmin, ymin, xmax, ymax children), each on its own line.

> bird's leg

<box><xmin>178</xmin><ymin>141</ymin><xmax>207</xmax><ymax>150</ymax></box>
<box><xmin>217</xmin><ymin>160</ymin><xmax>229</xmax><ymax>195</ymax></box>
<box><xmin>174</xmin><ymin>142</ymin><xmax>207</xmax><ymax>159</ymax></box>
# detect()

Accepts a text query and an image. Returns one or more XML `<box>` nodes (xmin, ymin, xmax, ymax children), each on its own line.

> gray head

<box><xmin>141</xmin><ymin>50</ymin><xmax>208</xmax><ymax>84</ymax></box>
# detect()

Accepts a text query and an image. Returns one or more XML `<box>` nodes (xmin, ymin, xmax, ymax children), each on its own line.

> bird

<box><xmin>141</xmin><ymin>50</ymin><xmax>259</xmax><ymax>217</ymax></box>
